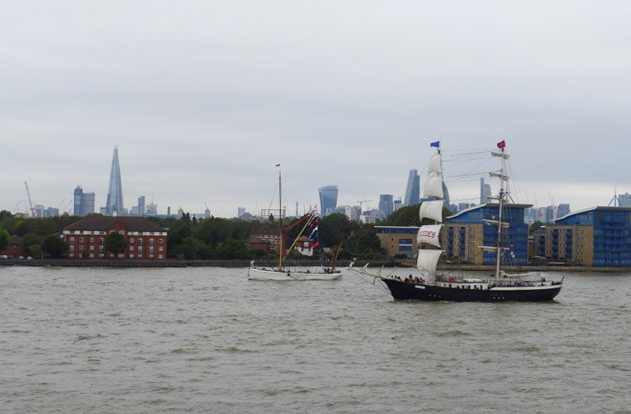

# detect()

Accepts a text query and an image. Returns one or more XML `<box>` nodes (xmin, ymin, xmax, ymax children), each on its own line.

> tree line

<box><xmin>0</xmin><ymin>209</ymin><xmax>392</xmax><ymax>261</ymax></box>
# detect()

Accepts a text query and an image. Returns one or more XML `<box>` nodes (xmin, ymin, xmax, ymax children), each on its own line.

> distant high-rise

<box><xmin>480</xmin><ymin>178</ymin><xmax>491</xmax><ymax>204</ymax></box>
<box><xmin>618</xmin><ymin>193</ymin><xmax>631</xmax><ymax>207</ymax></box>
<box><xmin>73</xmin><ymin>185</ymin><xmax>95</xmax><ymax>216</ymax></box>
<box><xmin>146</xmin><ymin>202</ymin><xmax>158</xmax><ymax>215</ymax></box>
<box><xmin>557</xmin><ymin>203</ymin><xmax>571</xmax><ymax>218</ymax></box>
<box><xmin>319</xmin><ymin>185</ymin><xmax>338</xmax><ymax>216</ymax></box>
<box><xmin>403</xmin><ymin>170</ymin><xmax>420</xmax><ymax>206</ymax></box>
<box><xmin>137</xmin><ymin>196</ymin><xmax>145</xmax><ymax>216</ymax></box>
<box><xmin>379</xmin><ymin>194</ymin><xmax>394</xmax><ymax>218</ymax></box>
<box><xmin>103</xmin><ymin>146</ymin><xmax>124</xmax><ymax>215</ymax></box>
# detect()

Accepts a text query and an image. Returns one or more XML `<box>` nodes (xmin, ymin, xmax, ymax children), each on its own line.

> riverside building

<box><xmin>533</xmin><ymin>206</ymin><xmax>631</xmax><ymax>267</ymax></box>
<box><xmin>62</xmin><ymin>216</ymin><xmax>167</xmax><ymax>260</ymax></box>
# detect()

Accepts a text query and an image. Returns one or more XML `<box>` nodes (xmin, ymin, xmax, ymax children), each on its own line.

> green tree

<box><xmin>219</xmin><ymin>239</ymin><xmax>250</xmax><ymax>259</ymax></box>
<box><xmin>41</xmin><ymin>235</ymin><xmax>68</xmax><ymax>258</ymax></box>
<box><xmin>381</xmin><ymin>204</ymin><xmax>421</xmax><ymax>226</ymax></box>
<box><xmin>176</xmin><ymin>237</ymin><xmax>213</xmax><ymax>260</ymax></box>
<box><xmin>105</xmin><ymin>232</ymin><xmax>128</xmax><ymax>258</ymax></box>
<box><xmin>319</xmin><ymin>213</ymin><xmax>360</xmax><ymax>247</ymax></box>
<box><xmin>167</xmin><ymin>217</ymin><xmax>193</xmax><ymax>257</ymax></box>
<box><xmin>21</xmin><ymin>232</ymin><xmax>41</xmax><ymax>256</ymax></box>
<box><xmin>346</xmin><ymin>227</ymin><xmax>386</xmax><ymax>260</ymax></box>
<box><xmin>193</xmin><ymin>217</ymin><xmax>233</xmax><ymax>247</ymax></box>
<box><xmin>0</xmin><ymin>229</ymin><xmax>9</xmax><ymax>252</ymax></box>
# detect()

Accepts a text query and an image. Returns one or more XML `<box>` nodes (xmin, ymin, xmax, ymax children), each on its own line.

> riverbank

<box><xmin>2</xmin><ymin>258</ymin><xmax>631</xmax><ymax>272</ymax></box>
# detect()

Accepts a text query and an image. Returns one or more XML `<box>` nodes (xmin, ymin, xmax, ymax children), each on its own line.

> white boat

<box><xmin>248</xmin><ymin>265</ymin><xmax>342</xmax><ymax>281</ymax></box>
<box><xmin>248</xmin><ymin>168</ymin><xmax>342</xmax><ymax>281</ymax></box>
<box><xmin>348</xmin><ymin>140</ymin><xmax>563</xmax><ymax>301</ymax></box>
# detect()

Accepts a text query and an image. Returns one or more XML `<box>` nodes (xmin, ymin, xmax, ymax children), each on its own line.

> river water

<box><xmin>1</xmin><ymin>266</ymin><xmax>630</xmax><ymax>414</ymax></box>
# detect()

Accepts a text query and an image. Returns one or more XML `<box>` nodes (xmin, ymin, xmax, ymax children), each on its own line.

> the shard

<box><xmin>104</xmin><ymin>146</ymin><xmax>124</xmax><ymax>215</ymax></box>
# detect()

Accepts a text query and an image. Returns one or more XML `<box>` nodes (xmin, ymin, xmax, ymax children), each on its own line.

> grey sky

<box><xmin>2</xmin><ymin>1</ymin><xmax>630</xmax><ymax>217</ymax></box>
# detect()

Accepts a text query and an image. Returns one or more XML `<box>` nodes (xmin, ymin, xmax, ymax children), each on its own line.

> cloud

<box><xmin>2</xmin><ymin>1</ymin><xmax>631</xmax><ymax>217</ymax></box>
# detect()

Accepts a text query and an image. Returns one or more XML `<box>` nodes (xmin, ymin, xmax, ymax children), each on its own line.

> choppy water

<box><xmin>1</xmin><ymin>266</ymin><xmax>630</xmax><ymax>414</ymax></box>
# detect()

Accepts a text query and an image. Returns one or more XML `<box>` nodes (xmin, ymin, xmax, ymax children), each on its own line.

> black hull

<box><xmin>382</xmin><ymin>279</ymin><xmax>562</xmax><ymax>302</ymax></box>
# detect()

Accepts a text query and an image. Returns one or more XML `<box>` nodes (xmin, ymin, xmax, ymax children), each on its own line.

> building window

<box><xmin>159</xmin><ymin>239</ymin><xmax>164</xmax><ymax>244</ymax></box>
<box><xmin>130</xmin><ymin>238</ymin><xmax>135</xmax><ymax>244</ymax></box>
<box><xmin>69</xmin><ymin>237</ymin><xmax>75</xmax><ymax>245</ymax></box>
<box><xmin>138</xmin><ymin>239</ymin><xmax>144</xmax><ymax>246</ymax></box>
<box><xmin>90</xmin><ymin>237</ymin><xmax>95</xmax><ymax>243</ymax></box>
<box><xmin>130</xmin><ymin>246</ymin><xmax>134</xmax><ymax>251</ymax></box>
<box><xmin>149</xmin><ymin>238</ymin><xmax>155</xmax><ymax>246</ymax></box>
<box><xmin>79</xmin><ymin>237</ymin><xmax>84</xmax><ymax>243</ymax></box>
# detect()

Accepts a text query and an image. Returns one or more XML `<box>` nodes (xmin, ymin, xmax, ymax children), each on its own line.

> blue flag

<box><xmin>430</xmin><ymin>141</ymin><xmax>440</xmax><ymax>148</ymax></box>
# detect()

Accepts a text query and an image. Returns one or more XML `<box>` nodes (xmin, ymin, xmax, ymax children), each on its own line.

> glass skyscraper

<box><xmin>73</xmin><ymin>186</ymin><xmax>95</xmax><ymax>216</ymax></box>
<box><xmin>379</xmin><ymin>194</ymin><xmax>394</xmax><ymax>218</ymax></box>
<box><xmin>403</xmin><ymin>170</ymin><xmax>420</xmax><ymax>206</ymax></box>
<box><xmin>319</xmin><ymin>185</ymin><xmax>338</xmax><ymax>216</ymax></box>
<box><xmin>103</xmin><ymin>146</ymin><xmax>125</xmax><ymax>215</ymax></box>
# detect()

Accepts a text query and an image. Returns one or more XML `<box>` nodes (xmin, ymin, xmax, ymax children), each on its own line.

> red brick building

<box><xmin>62</xmin><ymin>216</ymin><xmax>168</xmax><ymax>260</ymax></box>
<box><xmin>1</xmin><ymin>234</ymin><xmax>23</xmax><ymax>258</ymax></box>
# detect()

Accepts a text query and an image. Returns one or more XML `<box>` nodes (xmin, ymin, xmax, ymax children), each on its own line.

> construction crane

<box><xmin>357</xmin><ymin>197</ymin><xmax>372</xmax><ymax>210</ymax></box>
<box><xmin>24</xmin><ymin>181</ymin><xmax>36</xmax><ymax>217</ymax></box>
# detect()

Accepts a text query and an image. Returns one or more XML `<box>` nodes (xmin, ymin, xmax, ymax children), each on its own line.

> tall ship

<box><xmin>349</xmin><ymin>140</ymin><xmax>563</xmax><ymax>301</ymax></box>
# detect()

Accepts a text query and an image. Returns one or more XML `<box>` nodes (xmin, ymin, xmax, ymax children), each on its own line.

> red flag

<box><xmin>497</xmin><ymin>140</ymin><xmax>506</xmax><ymax>149</ymax></box>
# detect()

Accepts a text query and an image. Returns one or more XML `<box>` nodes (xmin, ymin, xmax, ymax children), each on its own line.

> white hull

<box><xmin>248</xmin><ymin>266</ymin><xmax>342</xmax><ymax>281</ymax></box>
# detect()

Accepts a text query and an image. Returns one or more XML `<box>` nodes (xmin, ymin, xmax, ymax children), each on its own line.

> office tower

<box><xmin>238</xmin><ymin>207</ymin><xmax>246</xmax><ymax>218</ymax></box>
<box><xmin>557</xmin><ymin>203</ymin><xmax>571</xmax><ymax>218</ymax></box>
<box><xmin>319</xmin><ymin>185</ymin><xmax>338</xmax><ymax>216</ymax></box>
<box><xmin>379</xmin><ymin>194</ymin><xmax>394</xmax><ymax>218</ymax></box>
<box><xmin>480</xmin><ymin>178</ymin><xmax>491</xmax><ymax>204</ymax></box>
<box><xmin>618</xmin><ymin>193</ymin><xmax>631</xmax><ymax>207</ymax></box>
<box><xmin>103</xmin><ymin>146</ymin><xmax>124</xmax><ymax>215</ymax></box>
<box><xmin>74</xmin><ymin>185</ymin><xmax>95</xmax><ymax>216</ymax></box>
<box><xmin>138</xmin><ymin>196</ymin><xmax>146</xmax><ymax>216</ymax></box>
<box><xmin>403</xmin><ymin>170</ymin><xmax>420</xmax><ymax>206</ymax></box>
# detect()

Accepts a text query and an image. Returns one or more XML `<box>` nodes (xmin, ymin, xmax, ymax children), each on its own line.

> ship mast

<box><xmin>491</xmin><ymin>144</ymin><xmax>510</xmax><ymax>281</ymax></box>
<box><xmin>278</xmin><ymin>167</ymin><xmax>283</xmax><ymax>269</ymax></box>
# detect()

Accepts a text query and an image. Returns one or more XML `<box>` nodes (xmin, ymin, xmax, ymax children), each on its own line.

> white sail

<box><xmin>422</xmin><ymin>175</ymin><xmax>444</xmax><ymax>199</ymax></box>
<box><xmin>417</xmin><ymin>224</ymin><xmax>442</xmax><ymax>248</ymax></box>
<box><xmin>417</xmin><ymin>249</ymin><xmax>442</xmax><ymax>273</ymax></box>
<box><xmin>419</xmin><ymin>200</ymin><xmax>444</xmax><ymax>223</ymax></box>
<box><xmin>428</xmin><ymin>154</ymin><xmax>442</xmax><ymax>175</ymax></box>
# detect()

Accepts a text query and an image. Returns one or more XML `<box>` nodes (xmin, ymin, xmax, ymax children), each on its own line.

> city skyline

<box><xmin>6</xmin><ymin>141</ymin><xmax>631</xmax><ymax>219</ymax></box>
<box><xmin>3</xmin><ymin>2</ymin><xmax>631</xmax><ymax>217</ymax></box>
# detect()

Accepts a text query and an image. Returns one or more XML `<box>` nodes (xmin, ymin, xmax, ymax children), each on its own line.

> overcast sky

<box><xmin>2</xmin><ymin>1</ymin><xmax>630</xmax><ymax>218</ymax></box>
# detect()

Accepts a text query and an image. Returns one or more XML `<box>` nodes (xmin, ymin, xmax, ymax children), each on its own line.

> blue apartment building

<box><xmin>445</xmin><ymin>203</ymin><xmax>531</xmax><ymax>266</ymax></box>
<box><xmin>541</xmin><ymin>206</ymin><xmax>631</xmax><ymax>267</ymax></box>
